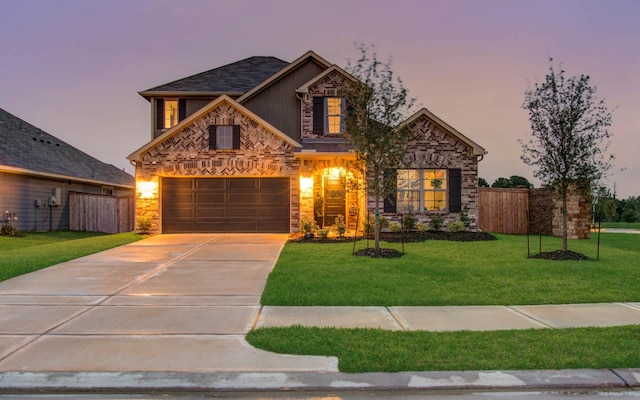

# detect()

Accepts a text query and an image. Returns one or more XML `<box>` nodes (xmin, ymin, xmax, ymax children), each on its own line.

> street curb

<box><xmin>0</xmin><ymin>369</ymin><xmax>638</xmax><ymax>393</ymax></box>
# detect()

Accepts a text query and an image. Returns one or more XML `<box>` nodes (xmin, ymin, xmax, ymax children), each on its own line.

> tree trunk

<box><xmin>374</xmin><ymin>197</ymin><xmax>380</xmax><ymax>251</ymax></box>
<box><xmin>562</xmin><ymin>187</ymin><xmax>568</xmax><ymax>251</ymax></box>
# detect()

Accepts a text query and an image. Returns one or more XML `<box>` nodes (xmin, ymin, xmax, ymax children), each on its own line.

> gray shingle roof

<box><xmin>0</xmin><ymin>107</ymin><xmax>134</xmax><ymax>187</ymax></box>
<box><xmin>142</xmin><ymin>56</ymin><xmax>289</xmax><ymax>94</ymax></box>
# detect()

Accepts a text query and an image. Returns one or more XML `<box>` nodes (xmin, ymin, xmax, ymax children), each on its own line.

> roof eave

<box><xmin>0</xmin><ymin>165</ymin><xmax>134</xmax><ymax>189</ymax></box>
<box><xmin>138</xmin><ymin>91</ymin><xmax>245</xmax><ymax>100</ymax></box>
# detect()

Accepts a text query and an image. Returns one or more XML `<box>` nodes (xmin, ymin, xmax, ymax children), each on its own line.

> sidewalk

<box><xmin>256</xmin><ymin>303</ymin><xmax>640</xmax><ymax>331</ymax></box>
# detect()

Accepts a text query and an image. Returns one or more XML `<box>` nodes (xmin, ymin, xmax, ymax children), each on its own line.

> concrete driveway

<box><xmin>0</xmin><ymin>234</ymin><xmax>337</xmax><ymax>373</ymax></box>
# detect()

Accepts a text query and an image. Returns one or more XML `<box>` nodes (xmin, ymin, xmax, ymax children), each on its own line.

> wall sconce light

<box><xmin>299</xmin><ymin>176</ymin><xmax>314</xmax><ymax>199</ymax></box>
<box><xmin>138</xmin><ymin>180</ymin><xmax>158</xmax><ymax>199</ymax></box>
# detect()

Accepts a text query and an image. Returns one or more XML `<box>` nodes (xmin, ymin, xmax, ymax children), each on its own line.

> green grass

<box><xmin>261</xmin><ymin>233</ymin><xmax>640</xmax><ymax>306</ymax></box>
<box><xmin>600</xmin><ymin>222</ymin><xmax>640</xmax><ymax>229</ymax></box>
<box><xmin>0</xmin><ymin>231</ymin><xmax>146</xmax><ymax>282</ymax></box>
<box><xmin>252</xmin><ymin>232</ymin><xmax>640</xmax><ymax>372</ymax></box>
<box><xmin>246</xmin><ymin>325</ymin><xmax>640</xmax><ymax>372</ymax></box>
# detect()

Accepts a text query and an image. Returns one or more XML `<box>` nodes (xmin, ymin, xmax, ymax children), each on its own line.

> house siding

<box><xmin>136</xmin><ymin>101</ymin><xmax>300</xmax><ymax>233</ymax></box>
<box><xmin>242</xmin><ymin>58</ymin><xmax>325</xmax><ymax>141</ymax></box>
<box><xmin>0</xmin><ymin>172</ymin><xmax>132</xmax><ymax>232</ymax></box>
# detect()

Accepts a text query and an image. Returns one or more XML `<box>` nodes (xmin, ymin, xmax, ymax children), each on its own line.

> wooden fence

<box><xmin>478</xmin><ymin>188</ymin><xmax>530</xmax><ymax>234</ymax></box>
<box><xmin>69</xmin><ymin>192</ymin><xmax>135</xmax><ymax>234</ymax></box>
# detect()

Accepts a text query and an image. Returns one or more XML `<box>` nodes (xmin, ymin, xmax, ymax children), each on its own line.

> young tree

<box><xmin>478</xmin><ymin>177</ymin><xmax>490</xmax><ymax>188</ymax></box>
<box><xmin>521</xmin><ymin>59</ymin><xmax>614</xmax><ymax>251</ymax></box>
<box><xmin>344</xmin><ymin>44</ymin><xmax>418</xmax><ymax>252</ymax></box>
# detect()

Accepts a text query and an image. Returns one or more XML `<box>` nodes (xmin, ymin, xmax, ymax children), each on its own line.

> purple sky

<box><xmin>1</xmin><ymin>0</ymin><xmax>638</xmax><ymax>198</ymax></box>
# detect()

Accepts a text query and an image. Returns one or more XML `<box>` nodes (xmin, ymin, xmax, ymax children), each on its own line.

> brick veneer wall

<box><xmin>528</xmin><ymin>188</ymin><xmax>553</xmax><ymax>235</ymax></box>
<box><xmin>528</xmin><ymin>186</ymin><xmax>590</xmax><ymax>239</ymax></box>
<box><xmin>552</xmin><ymin>186</ymin><xmax>591</xmax><ymax>239</ymax></box>
<box><xmin>370</xmin><ymin>114</ymin><xmax>481</xmax><ymax>230</ymax></box>
<box><xmin>300</xmin><ymin>70</ymin><xmax>351</xmax><ymax>138</ymax></box>
<box><xmin>135</xmin><ymin>101</ymin><xmax>300</xmax><ymax>233</ymax></box>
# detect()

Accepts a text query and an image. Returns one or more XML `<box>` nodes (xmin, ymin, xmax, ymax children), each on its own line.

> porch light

<box><xmin>299</xmin><ymin>176</ymin><xmax>314</xmax><ymax>199</ymax></box>
<box><xmin>138</xmin><ymin>180</ymin><xmax>158</xmax><ymax>199</ymax></box>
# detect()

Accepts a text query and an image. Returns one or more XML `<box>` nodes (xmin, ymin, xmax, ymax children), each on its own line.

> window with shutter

<box><xmin>312</xmin><ymin>96</ymin><xmax>346</xmax><ymax>135</ymax></box>
<box><xmin>394</xmin><ymin>169</ymin><xmax>452</xmax><ymax>212</ymax></box>
<box><xmin>208</xmin><ymin>125</ymin><xmax>240</xmax><ymax>150</ymax></box>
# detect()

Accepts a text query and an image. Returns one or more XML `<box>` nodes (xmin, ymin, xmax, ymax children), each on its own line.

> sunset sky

<box><xmin>1</xmin><ymin>0</ymin><xmax>638</xmax><ymax>198</ymax></box>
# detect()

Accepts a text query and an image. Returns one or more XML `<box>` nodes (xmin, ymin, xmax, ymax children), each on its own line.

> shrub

<box><xmin>334</xmin><ymin>214</ymin><xmax>346</xmax><ymax>237</ymax></box>
<box><xmin>389</xmin><ymin>221</ymin><xmax>402</xmax><ymax>232</ymax></box>
<box><xmin>0</xmin><ymin>223</ymin><xmax>19</xmax><ymax>237</ymax></box>
<box><xmin>402</xmin><ymin>212</ymin><xmax>417</xmax><ymax>231</ymax></box>
<box><xmin>300</xmin><ymin>215</ymin><xmax>319</xmax><ymax>235</ymax></box>
<box><xmin>429</xmin><ymin>215</ymin><xmax>444</xmax><ymax>231</ymax></box>
<box><xmin>459</xmin><ymin>208</ymin><xmax>471</xmax><ymax>228</ymax></box>
<box><xmin>447</xmin><ymin>220</ymin><xmax>467</xmax><ymax>232</ymax></box>
<box><xmin>363</xmin><ymin>214</ymin><xmax>388</xmax><ymax>235</ymax></box>
<box><xmin>137</xmin><ymin>215</ymin><xmax>153</xmax><ymax>234</ymax></box>
<box><xmin>416</xmin><ymin>221</ymin><xmax>428</xmax><ymax>233</ymax></box>
<box><xmin>317</xmin><ymin>228</ymin><xmax>330</xmax><ymax>239</ymax></box>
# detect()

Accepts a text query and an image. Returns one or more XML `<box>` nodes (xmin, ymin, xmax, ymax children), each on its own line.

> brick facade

<box><xmin>552</xmin><ymin>186</ymin><xmax>591</xmax><ymax>239</ymax></box>
<box><xmin>372</xmin><ymin>114</ymin><xmax>481</xmax><ymax>230</ymax></box>
<box><xmin>135</xmin><ymin>100</ymin><xmax>300</xmax><ymax>233</ymax></box>
<box><xmin>300</xmin><ymin>70</ymin><xmax>351</xmax><ymax>138</ymax></box>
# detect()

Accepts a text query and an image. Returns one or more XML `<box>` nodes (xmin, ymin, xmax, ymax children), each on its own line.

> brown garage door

<box><xmin>162</xmin><ymin>177</ymin><xmax>290</xmax><ymax>233</ymax></box>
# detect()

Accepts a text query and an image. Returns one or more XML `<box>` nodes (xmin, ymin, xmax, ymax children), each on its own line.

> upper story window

<box><xmin>396</xmin><ymin>169</ymin><xmax>448</xmax><ymax>212</ymax></box>
<box><xmin>164</xmin><ymin>99</ymin><xmax>179</xmax><ymax>129</ymax></box>
<box><xmin>208</xmin><ymin>125</ymin><xmax>241</xmax><ymax>150</ymax></box>
<box><xmin>156</xmin><ymin>98</ymin><xmax>186</xmax><ymax>130</ymax></box>
<box><xmin>313</xmin><ymin>97</ymin><xmax>345</xmax><ymax>135</ymax></box>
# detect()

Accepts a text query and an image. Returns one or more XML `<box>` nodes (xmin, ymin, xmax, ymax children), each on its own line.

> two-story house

<box><xmin>127</xmin><ymin>51</ymin><xmax>487</xmax><ymax>234</ymax></box>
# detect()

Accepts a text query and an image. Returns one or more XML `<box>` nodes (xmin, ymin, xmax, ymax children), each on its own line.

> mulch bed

<box><xmin>530</xmin><ymin>250</ymin><xmax>592</xmax><ymax>261</ymax></box>
<box><xmin>289</xmin><ymin>230</ymin><xmax>497</xmax><ymax>244</ymax></box>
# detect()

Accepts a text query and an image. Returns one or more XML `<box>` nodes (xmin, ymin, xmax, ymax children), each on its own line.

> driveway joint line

<box><xmin>15</xmin><ymin>239</ymin><xmax>217</xmax><ymax>344</ymax></box>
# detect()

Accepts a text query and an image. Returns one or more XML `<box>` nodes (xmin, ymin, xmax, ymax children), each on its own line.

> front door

<box><xmin>323</xmin><ymin>175</ymin><xmax>345</xmax><ymax>226</ymax></box>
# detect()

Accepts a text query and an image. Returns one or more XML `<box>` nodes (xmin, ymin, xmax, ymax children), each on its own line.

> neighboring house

<box><xmin>128</xmin><ymin>51</ymin><xmax>487</xmax><ymax>234</ymax></box>
<box><xmin>0</xmin><ymin>107</ymin><xmax>135</xmax><ymax>232</ymax></box>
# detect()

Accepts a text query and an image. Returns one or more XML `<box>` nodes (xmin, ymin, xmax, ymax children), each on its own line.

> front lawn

<box><xmin>251</xmin><ymin>232</ymin><xmax>640</xmax><ymax>372</ymax></box>
<box><xmin>600</xmin><ymin>222</ymin><xmax>640</xmax><ymax>229</ymax></box>
<box><xmin>261</xmin><ymin>233</ymin><xmax>640</xmax><ymax>306</ymax></box>
<box><xmin>247</xmin><ymin>325</ymin><xmax>640</xmax><ymax>372</ymax></box>
<box><xmin>0</xmin><ymin>231</ymin><xmax>146</xmax><ymax>282</ymax></box>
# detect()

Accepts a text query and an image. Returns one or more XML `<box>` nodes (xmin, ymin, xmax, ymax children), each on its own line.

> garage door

<box><xmin>161</xmin><ymin>177</ymin><xmax>290</xmax><ymax>233</ymax></box>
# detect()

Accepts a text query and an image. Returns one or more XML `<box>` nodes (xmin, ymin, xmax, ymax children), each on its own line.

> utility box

<box><xmin>52</xmin><ymin>188</ymin><xmax>61</xmax><ymax>204</ymax></box>
<box><xmin>34</xmin><ymin>199</ymin><xmax>42</xmax><ymax>208</ymax></box>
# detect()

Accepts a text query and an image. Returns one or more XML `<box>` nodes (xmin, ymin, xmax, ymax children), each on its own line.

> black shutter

<box><xmin>208</xmin><ymin>125</ymin><xmax>217</xmax><ymax>150</ymax></box>
<box><xmin>178</xmin><ymin>98</ymin><xmax>187</xmax><ymax>121</ymax></box>
<box><xmin>449</xmin><ymin>169</ymin><xmax>462</xmax><ymax>212</ymax></box>
<box><xmin>156</xmin><ymin>99</ymin><xmax>164</xmax><ymax>130</ymax></box>
<box><xmin>232</xmin><ymin>125</ymin><xmax>241</xmax><ymax>150</ymax></box>
<box><xmin>383</xmin><ymin>170</ymin><xmax>397</xmax><ymax>213</ymax></box>
<box><xmin>312</xmin><ymin>97</ymin><xmax>324</xmax><ymax>134</ymax></box>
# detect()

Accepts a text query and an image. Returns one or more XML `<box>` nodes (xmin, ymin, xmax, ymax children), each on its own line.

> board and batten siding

<box><xmin>242</xmin><ymin>59</ymin><xmax>326</xmax><ymax>141</ymax></box>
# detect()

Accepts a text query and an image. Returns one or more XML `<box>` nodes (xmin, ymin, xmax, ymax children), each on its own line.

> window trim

<box><xmin>324</xmin><ymin>97</ymin><xmax>345</xmax><ymax>135</ymax></box>
<box><xmin>396</xmin><ymin>169</ymin><xmax>448</xmax><ymax>213</ymax></box>
<box><xmin>312</xmin><ymin>96</ymin><xmax>346</xmax><ymax>135</ymax></box>
<box><xmin>208</xmin><ymin>125</ymin><xmax>241</xmax><ymax>150</ymax></box>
